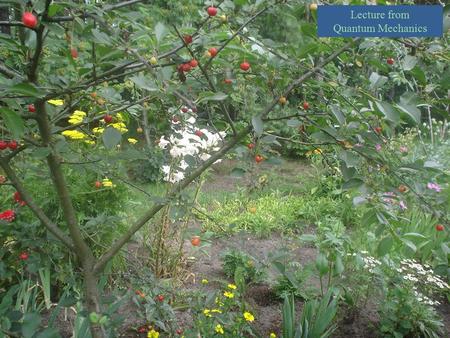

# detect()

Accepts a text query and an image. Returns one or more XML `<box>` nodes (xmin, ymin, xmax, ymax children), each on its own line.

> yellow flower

<box><xmin>111</xmin><ymin>122</ymin><xmax>128</xmax><ymax>133</ymax></box>
<box><xmin>227</xmin><ymin>284</ymin><xmax>237</xmax><ymax>290</ymax></box>
<box><xmin>61</xmin><ymin>130</ymin><xmax>87</xmax><ymax>140</ymax></box>
<box><xmin>223</xmin><ymin>291</ymin><xmax>234</xmax><ymax>299</ymax></box>
<box><xmin>203</xmin><ymin>309</ymin><xmax>212</xmax><ymax>317</ymax></box>
<box><xmin>215</xmin><ymin>297</ymin><xmax>224</xmax><ymax>306</ymax></box>
<box><xmin>102</xmin><ymin>179</ymin><xmax>114</xmax><ymax>187</ymax></box>
<box><xmin>313</xmin><ymin>148</ymin><xmax>322</xmax><ymax>154</ymax></box>
<box><xmin>147</xmin><ymin>329</ymin><xmax>159</xmax><ymax>338</ymax></box>
<box><xmin>215</xmin><ymin>324</ymin><xmax>224</xmax><ymax>335</ymax></box>
<box><xmin>211</xmin><ymin>309</ymin><xmax>222</xmax><ymax>313</ymax></box>
<box><xmin>47</xmin><ymin>99</ymin><xmax>64</xmax><ymax>106</ymax></box>
<box><xmin>93</xmin><ymin>127</ymin><xmax>104</xmax><ymax>134</ymax></box>
<box><xmin>270</xmin><ymin>333</ymin><xmax>276</xmax><ymax>338</ymax></box>
<box><xmin>201</xmin><ymin>279</ymin><xmax>209</xmax><ymax>284</ymax></box>
<box><xmin>68</xmin><ymin>110</ymin><xmax>87</xmax><ymax>125</ymax></box>
<box><xmin>116</xmin><ymin>112</ymin><xmax>125</xmax><ymax>121</ymax></box>
<box><xmin>243</xmin><ymin>311</ymin><xmax>255</xmax><ymax>322</ymax></box>
<box><xmin>128</xmin><ymin>138</ymin><xmax>138</xmax><ymax>144</ymax></box>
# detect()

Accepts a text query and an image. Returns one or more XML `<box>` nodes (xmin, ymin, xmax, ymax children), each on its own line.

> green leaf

<box><xmin>0</xmin><ymin>108</ymin><xmax>25</xmax><ymax>138</ymax></box>
<box><xmin>402</xmin><ymin>55</ymin><xmax>417</xmax><ymax>71</ymax></box>
<box><xmin>369</xmin><ymin>72</ymin><xmax>388</xmax><ymax>90</ymax></box>
<box><xmin>8</xmin><ymin>82</ymin><xmax>44</xmax><ymax>97</ymax></box>
<box><xmin>102</xmin><ymin>127</ymin><xmax>122</xmax><ymax>149</ymax></box>
<box><xmin>377</xmin><ymin>236</ymin><xmax>393</xmax><ymax>256</ymax></box>
<box><xmin>330</xmin><ymin>104</ymin><xmax>345</xmax><ymax>125</ymax></box>
<box><xmin>375</xmin><ymin>101</ymin><xmax>400</xmax><ymax>123</ymax></box>
<box><xmin>396</xmin><ymin>92</ymin><xmax>421</xmax><ymax>124</ymax></box>
<box><xmin>155</xmin><ymin>22</ymin><xmax>168</xmax><ymax>44</ymax></box>
<box><xmin>339</xmin><ymin>150</ymin><xmax>359</xmax><ymax>168</ymax></box>
<box><xmin>342</xmin><ymin>178</ymin><xmax>364</xmax><ymax>190</ymax></box>
<box><xmin>315</xmin><ymin>253</ymin><xmax>329</xmax><ymax>276</ymax></box>
<box><xmin>251</xmin><ymin>115</ymin><xmax>264</xmax><ymax>137</ymax></box>
<box><xmin>130</xmin><ymin>75</ymin><xmax>158</xmax><ymax>91</ymax></box>
<box><xmin>197</xmin><ymin>91</ymin><xmax>228</xmax><ymax>103</ymax></box>
<box><xmin>22</xmin><ymin>313</ymin><xmax>41</xmax><ymax>338</ymax></box>
<box><xmin>91</xmin><ymin>29</ymin><xmax>113</xmax><ymax>45</ymax></box>
<box><xmin>334</xmin><ymin>255</ymin><xmax>344</xmax><ymax>275</ymax></box>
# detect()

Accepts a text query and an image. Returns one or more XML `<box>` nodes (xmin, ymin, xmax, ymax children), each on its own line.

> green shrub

<box><xmin>221</xmin><ymin>250</ymin><xmax>265</xmax><ymax>284</ymax></box>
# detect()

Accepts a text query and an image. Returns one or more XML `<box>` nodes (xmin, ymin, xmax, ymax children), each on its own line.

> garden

<box><xmin>0</xmin><ymin>1</ymin><xmax>449</xmax><ymax>337</ymax></box>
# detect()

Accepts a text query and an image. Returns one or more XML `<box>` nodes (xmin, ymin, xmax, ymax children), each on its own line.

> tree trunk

<box><xmin>84</xmin><ymin>267</ymin><xmax>106</xmax><ymax>338</ymax></box>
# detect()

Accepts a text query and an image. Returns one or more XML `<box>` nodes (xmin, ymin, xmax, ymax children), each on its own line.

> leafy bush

<box><xmin>221</xmin><ymin>250</ymin><xmax>265</xmax><ymax>284</ymax></box>
<box><xmin>379</xmin><ymin>286</ymin><xmax>444</xmax><ymax>338</ymax></box>
<box><xmin>127</xmin><ymin>146</ymin><xmax>165</xmax><ymax>184</ymax></box>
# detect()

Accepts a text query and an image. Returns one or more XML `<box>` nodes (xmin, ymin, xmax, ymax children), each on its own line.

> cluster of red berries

<box><xmin>0</xmin><ymin>140</ymin><xmax>18</xmax><ymax>151</ymax></box>
<box><xmin>178</xmin><ymin>59</ymin><xmax>198</xmax><ymax>73</ymax></box>
<box><xmin>13</xmin><ymin>191</ymin><xmax>26</xmax><ymax>207</ymax></box>
<box><xmin>0</xmin><ymin>209</ymin><xmax>15</xmax><ymax>222</ymax></box>
<box><xmin>246</xmin><ymin>143</ymin><xmax>264</xmax><ymax>163</ymax></box>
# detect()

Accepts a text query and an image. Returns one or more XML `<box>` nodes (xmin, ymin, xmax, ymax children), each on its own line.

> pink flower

<box><xmin>399</xmin><ymin>201</ymin><xmax>407</xmax><ymax>210</ymax></box>
<box><xmin>427</xmin><ymin>182</ymin><xmax>441</xmax><ymax>192</ymax></box>
<box><xmin>0</xmin><ymin>209</ymin><xmax>15</xmax><ymax>222</ymax></box>
<box><xmin>399</xmin><ymin>146</ymin><xmax>408</xmax><ymax>153</ymax></box>
<box><xmin>375</xmin><ymin>144</ymin><xmax>382</xmax><ymax>152</ymax></box>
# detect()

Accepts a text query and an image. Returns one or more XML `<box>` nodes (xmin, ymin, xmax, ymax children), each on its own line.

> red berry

<box><xmin>247</xmin><ymin>143</ymin><xmax>255</xmax><ymax>150</ymax></box>
<box><xmin>374</xmin><ymin>127</ymin><xmax>382</xmax><ymax>134</ymax></box>
<box><xmin>183</xmin><ymin>35</ymin><xmax>193</xmax><ymax>45</ymax></box>
<box><xmin>302</xmin><ymin>101</ymin><xmax>310</xmax><ymax>110</ymax></box>
<box><xmin>181</xmin><ymin>63</ymin><xmax>191</xmax><ymax>72</ymax></box>
<box><xmin>137</xmin><ymin>326</ymin><xmax>147</xmax><ymax>333</ymax></box>
<box><xmin>103</xmin><ymin>114</ymin><xmax>113</xmax><ymax>124</ymax></box>
<box><xmin>176</xmin><ymin>329</ymin><xmax>183</xmax><ymax>335</ymax></box>
<box><xmin>19</xmin><ymin>252</ymin><xmax>29</xmax><ymax>260</ymax></box>
<box><xmin>181</xmin><ymin>107</ymin><xmax>188</xmax><ymax>113</ymax></box>
<box><xmin>0</xmin><ymin>141</ymin><xmax>7</xmax><ymax>150</ymax></box>
<box><xmin>70</xmin><ymin>48</ymin><xmax>78</xmax><ymax>59</ymax></box>
<box><xmin>240</xmin><ymin>62</ymin><xmax>250</xmax><ymax>71</ymax></box>
<box><xmin>28</xmin><ymin>104</ymin><xmax>36</xmax><ymax>113</ymax></box>
<box><xmin>189</xmin><ymin>59</ymin><xmax>198</xmax><ymax>68</ymax></box>
<box><xmin>224</xmin><ymin>79</ymin><xmax>233</xmax><ymax>84</ymax></box>
<box><xmin>436</xmin><ymin>224</ymin><xmax>444</xmax><ymax>232</ymax></box>
<box><xmin>8</xmin><ymin>141</ymin><xmax>18</xmax><ymax>150</ymax></box>
<box><xmin>207</xmin><ymin>6</ymin><xmax>218</xmax><ymax>16</ymax></box>
<box><xmin>156</xmin><ymin>295</ymin><xmax>164</xmax><ymax>302</ymax></box>
<box><xmin>13</xmin><ymin>191</ymin><xmax>21</xmax><ymax>203</ymax></box>
<box><xmin>387</xmin><ymin>58</ymin><xmax>394</xmax><ymax>65</ymax></box>
<box><xmin>191</xmin><ymin>236</ymin><xmax>201</xmax><ymax>246</ymax></box>
<box><xmin>22</xmin><ymin>12</ymin><xmax>37</xmax><ymax>29</ymax></box>
<box><xmin>192</xmin><ymin>107</ymin><xmax>198</xmax><ymax>113</ymax></box>
<box><xmin>95</xmin><ymin>181</ymin><xmax>102</xmax><ymax>189</ymax></box>
<box><xmin>172</xmin><ymin>116</ymin><xmax>179</xmax><ymax>123</ymax></box>
<box><xmin>255</xmin><ymin>155</ymin><xmax>263</xmax><ymax>163</ymax></box>
<box><xmin>195</xmin><ymin>130</ymin><xmax>203</xmax><ymax>137</ymax></box>
<box><xmin>0</xmin><ymin>210</ymin><xmax>15</xmax><ymax>222</ymax></box>
<box><xmin>208</xmin><ymin>47</ymin><xmax>218</xmax><ymax>57</ymax></box>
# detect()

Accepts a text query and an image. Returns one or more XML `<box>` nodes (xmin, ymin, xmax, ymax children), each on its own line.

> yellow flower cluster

<box><xmin>147</xmin><ymin>329</ymin><xmax>159</xmax><ymax>338</ymax></box>
<box><xmin>227</xmin><ymin>284</ymin><xmax>237</xmax><ymax>290</ymax></box>
<box><xmin>61</xmin><ymin>130</ymin><xmax>87</xmax><ymax>140</ymax></box>
<box><xmin>128</xmin><ymin>138</ymin><xmax>138</xmax><ymax>144</ymax></box>
<box><xmin>203</xmin><ymin>308</ymin><xmax>222</xmax><ymax>317</ymax></box>
<box><xmin>68</xmin><ymin>110</ymin><xmax>86</xmax><ymax>125</ymax></box>
<box><xmin>270</xmin><ymin>333</ymin><xmax>276</xmax><ymax>338</ymax></box>
<box><xmin>47</xmin><ymin>99</ymin><xmax>64</xmax><ymax>106</ymax></box>
<box><xmin>215</xmin><ymin>324</ymin><xmax>224</xmax><ymax>335</ymax></box>
<box><xmin>243</xmin><ymin>311</ymin><xmax>255</xmax><ymax>322</ymax></box>
<box><xmin>102</xmin><ymin>178</ymin><xmax>114</xmax><ymax>188</ymax></box>
<box><xmin>223</xmin><ymin>291</ymin><xmax>234</xmax><ymax>299</ymax></box>
<box><xmin>201</xmin><ymin>279</ymin><xmax>209</xmax><ymax>285</ymax></box>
